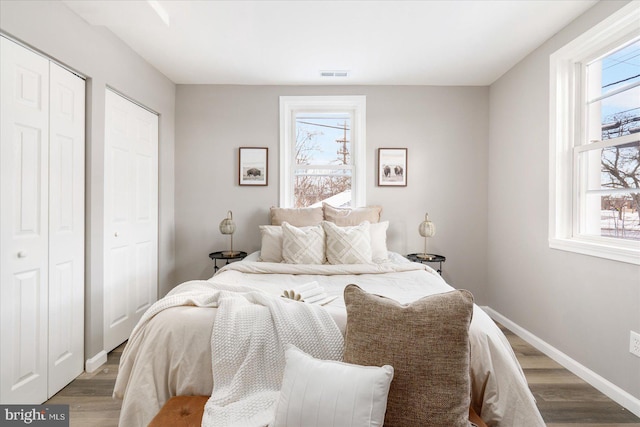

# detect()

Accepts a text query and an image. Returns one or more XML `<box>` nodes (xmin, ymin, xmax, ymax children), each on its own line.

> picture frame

<box><xmin>239</xmin><ymin>147</ymin><xmax>268</xmax><ymax>186</ymax></box>
<box><xmin>378</xmin><ymin>148</ymin><xmax>407</xmax><ymax>186</ymax></box>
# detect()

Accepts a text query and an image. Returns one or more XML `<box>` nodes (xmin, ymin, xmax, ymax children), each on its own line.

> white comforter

<box><xmin>114</xmin><ymin>253</ymin><xmax>545</xmax><ymax>427</ymax></box>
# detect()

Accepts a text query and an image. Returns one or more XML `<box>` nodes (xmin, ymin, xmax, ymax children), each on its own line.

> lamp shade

<box><xmin>418</xmin><ymin>213</ymin><xmax>435</xmax><ymax>238</ymax></box>
<box><xmin>219</xmin><ymin>210</ymin><xmax>236</xmax><ymax>235</ymax></box>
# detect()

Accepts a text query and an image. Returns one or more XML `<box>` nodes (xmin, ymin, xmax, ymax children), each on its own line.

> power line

<box><xmin>602</xmin><ymin>73</ymin><xmax>640</xmax><ymax>88</ymax></box>
<box><xmin>602</xmin><ymin>50</ymin><xmax>640</xmax><ymax>70</ymax></box>
<box><xmin>297</xmin><ymin>120</ymin><xmax>351</xmax><ymax>131</ymax></box>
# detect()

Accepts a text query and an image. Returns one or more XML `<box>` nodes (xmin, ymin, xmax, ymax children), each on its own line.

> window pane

<box><xmin>294</xmin><ymin>170</ymin><xmax>351</xmax><ymax>208</ymax></box>
<box><xmin>588</xmin><ymin>40</ymin><xmax>640</xmax><ymax>99</ymax></box>
<box><xmin>596</xmin><ymin>85</ymin><xmax>640</xmax><ymax>140</ymax></box>
<box><xmin>579</xmin><ymin>142</ymin><xmax>640</xmax><ymax>241</ymax></box>
<box><xmin>578</xmin><ymin>141</ymin><xmax>640</xmax><ymax>191</ymax></box>
<box><xmin>583</xmin><ymin>193</ymin><xmax>640</xmax><ymax>241</ymax></box>
<box><xmin>295</xmin><ymin>112</ymin><xmax>351</xmax><ymax>166</ymax></box>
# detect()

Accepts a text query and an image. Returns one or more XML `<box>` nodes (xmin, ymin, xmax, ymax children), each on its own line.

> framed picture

<box><xmin>239</xmin><ymin>147</ymin><xmax>268</xmax><ymax>186</ymax></box>
<box><xmin>378</xmin><ymin>148</ymin><xmax>407</xmax><ymax>186</ymax></box>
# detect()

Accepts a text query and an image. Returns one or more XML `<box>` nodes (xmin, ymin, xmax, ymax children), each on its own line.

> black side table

<box><xmin>406</xmin><ymin>253</ymin><xmax>446</xmax><ymax>275</ymax></box>
<box><xmin>209</xmin><ymin>251</ymin><xmax>248</xmax><ymax>272</ymax></box>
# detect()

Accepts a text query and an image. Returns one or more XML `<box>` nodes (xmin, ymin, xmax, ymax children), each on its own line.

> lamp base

<box><xmin>416</xmin><ymin>253</ymin><xmax>435</xmax><ymax>261</ymax></box>
<box><xmin>222</xmin><ymin>250</ymin><xmax>241</xmax><ymax>257</ymax></box>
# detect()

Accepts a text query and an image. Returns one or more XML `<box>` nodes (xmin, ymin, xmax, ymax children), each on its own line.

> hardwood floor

<box><xmin>46</xmin><ymin>325</ymin><xmax>640</xmax><ymax>426</ymax></box>
<box><xmin>500</xmin><ymin>325</ymin><xmax>640</xmax><ymax>427</ymax></box>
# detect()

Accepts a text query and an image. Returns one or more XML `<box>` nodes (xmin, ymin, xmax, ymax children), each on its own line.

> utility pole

<box><xmin>336</xmin><ymin>121</ymin><xmax>349</xmax><ymax>165</ymax></box>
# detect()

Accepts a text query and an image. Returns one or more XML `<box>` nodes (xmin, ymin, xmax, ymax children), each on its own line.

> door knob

<box><xmin>114</xmin><ymin>232</ymin><xmax>119</xmax><ymax>237</ymax></box>
<box><xmin>17</xmin><ymin>251</ymin><xmax>27</xmax><ymax>258</ymax></box>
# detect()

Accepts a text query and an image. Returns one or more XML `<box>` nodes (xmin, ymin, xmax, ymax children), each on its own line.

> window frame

<box><xmin>279</xmin><ymin>96</ymin><xmax>366</xmax><ymax>208</ymax></box>
<box><xmin>549</xmin><ymin>2</ymin><xmax>640</xmax><ymax>265</ymax></box>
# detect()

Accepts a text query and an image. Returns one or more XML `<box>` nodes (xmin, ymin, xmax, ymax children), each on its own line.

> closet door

<box><xmin>47</xmin><ymin>63</ymin><xmax>85</xmax><ymax>397</ymax></box>
<box><xmin>104</xmin><ymin>89</ymin><xmax>158</xmax><ymax>352</ymax></box>
<box><xmin>0</xmin><ymin>37</ymin><xmax>50</xmax><ymax>404</ymax></box>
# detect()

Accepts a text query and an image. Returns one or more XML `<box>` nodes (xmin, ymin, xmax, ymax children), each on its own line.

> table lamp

<box><xmin>417</xmin><ymin>213</ymin><xmax>435</xmax><ymax>260</ymax></box>
<box><xmin>219</xmin><ymin>210</ymin><xmax>239</xmax><ymax>256</ymax></box>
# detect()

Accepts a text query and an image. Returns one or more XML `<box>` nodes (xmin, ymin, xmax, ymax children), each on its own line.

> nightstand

<box><xmin>406</xmin><ymin>253</ymin><xmax>446</xmax><ymax>275</ymax></box>
<box><xmin>209</xmin><ymin>251</ymin><xmax>248</xmax><ymax>272</ymax></box>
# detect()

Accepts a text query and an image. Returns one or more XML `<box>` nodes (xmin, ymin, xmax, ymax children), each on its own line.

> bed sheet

<box><xmin>114</xmin><ymin>252</ymin><xmax>545</xmax><ymax>427</ymax></box>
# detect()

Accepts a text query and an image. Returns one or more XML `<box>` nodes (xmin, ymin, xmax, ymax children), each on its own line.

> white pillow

<box><xmin>273</xmin><ymin>345</ymin><xmax>394</xmax><ymax>427</ymax></box>
<box><xmin>322</xmin><ymin>221</ymin><xmax>372</xmax><ymax>264</ymax></box>
<box><xmin>258</xmin><ymin>225</ymin><xmax>283</xmax><ymax>262</ymax></box>
<box><xmin>369</xmin><ymin>221</ymin><xmax>389</xmax><ymax>263</ymax></box>
<box><xmin>281</xmin><ymin>222</ymin><xmax>325</xmax><ymax>264</ymax></box>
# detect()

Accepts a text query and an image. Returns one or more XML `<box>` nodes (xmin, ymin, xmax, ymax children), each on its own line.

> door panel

<box><xmin>47</xmin><ymin>62</ymin><xmax>85</xmax><ymax>398</ymax></box>
<box><xmin>104</xmin><ymin>89</ymin><xmax>158</xmax><ymax>352</ymax></box>
<box><xmin>0</xmin><ymin>37</ymin><xmax>50</xmax><ymax>404</ymax></box>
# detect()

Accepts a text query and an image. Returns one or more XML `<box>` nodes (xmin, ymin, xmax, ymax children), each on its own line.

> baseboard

<box><xmin>85</xmin><ymin>350</ymin><xmax>108</xmax><ymax>374</ymax></box>
<box><xmin>482</xmin><ymin>306</ymin><xmax>640</xmax><ymax>419</ymax></box>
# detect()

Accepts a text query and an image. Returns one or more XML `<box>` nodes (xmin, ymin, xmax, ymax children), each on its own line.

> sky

<box><xmin>596</xmin><ymin>39</ymin><xmax>640</xmax><ymax>123</ymax></box>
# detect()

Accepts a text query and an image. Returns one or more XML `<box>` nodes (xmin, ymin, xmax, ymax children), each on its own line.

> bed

<box><xmin>113</xmin><ymin>206</ymin><xmax>545</xmax><ymax>427</ymax></box>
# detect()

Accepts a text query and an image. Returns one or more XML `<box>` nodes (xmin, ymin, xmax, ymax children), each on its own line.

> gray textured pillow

<box><xmin>343</xmin><ymin>285</ymin><xmax>474</xmax><ymax>427</ymax></box>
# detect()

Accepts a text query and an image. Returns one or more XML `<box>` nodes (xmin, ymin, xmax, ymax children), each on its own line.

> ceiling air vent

<box><xmin>320</xmin><ymin>70</ymin><xmax>350</xmax><ymax>78</ymax></box>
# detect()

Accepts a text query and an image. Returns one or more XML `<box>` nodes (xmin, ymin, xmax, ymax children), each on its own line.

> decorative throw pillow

<box><xmin>272</xmin><ymin>344</ymin><xmax>394</xmax><ymax>427</ymax></box>
<box><xmin>271</xmin><ymin>206</ymin><xmax>323</xmax><ymax>226</ymax></box>
<box><xmin>343</xmin><ymin>285</ymin><xmax>474</xmax><ymax>427</ymax></box>
<box><xmin>258</xmin><ymin>225</ymin><xmax>283</xmax><ymax>262</ymax></box>
<box><xmin>322</xmin><ymin>221</ymin><xmax>372</xmax><ymax>264</ymax></box>
<box><xmin>322</xmin><ymin>203</ymin><xmax>382</xmax><ymax>226</ymax></box>
<box><xmin>281</xmin><ymin>222</ymin><xmax>325</xmax><ymax>264</ymax></box>
<box><xmin>369</xmin><ymin>221</ymin><xmax>389</xmax><ymax>263</ymax></box>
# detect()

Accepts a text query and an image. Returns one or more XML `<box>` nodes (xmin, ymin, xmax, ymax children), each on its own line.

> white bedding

<box><xmin>113</xmin><ymin>252</ymin><xmax>545</xmax><ymax>427</ymax></box>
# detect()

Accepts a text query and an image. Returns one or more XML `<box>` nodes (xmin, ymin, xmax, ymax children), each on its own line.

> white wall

<box><xmin>0</xmin><ymin>1</ymin><xmax>176</xmax><ymax>363</ymax></box>
<box><xmin>488</xmin><ymin>0</ymin><xmax>640</xmax><ymax>401</ymax></box>
<box><xmin>175</xmin><ymin>85</ymin><xmax>489</xmax><ymax>301</ymax></box>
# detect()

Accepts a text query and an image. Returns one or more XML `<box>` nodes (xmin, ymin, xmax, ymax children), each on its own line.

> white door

<box><xmin>104</xmin><ymin>89</ymin><xmax>158</xmax><ymax>352</ymax></box>
<box><xmin>0</xmin><ymin>37</ymin><xmax>50</xmax><ymax>404</ymax></box>
<box><xmin>47</xmin><ymin>63</ymin><xmax>85</xmax><ymax>397</ymax></box>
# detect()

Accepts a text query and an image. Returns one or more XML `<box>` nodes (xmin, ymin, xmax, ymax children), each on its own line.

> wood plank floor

<box><xmin>46</xmin><ymin>324</ymin><xmax>640</xmax><ymax>426</ymax></box>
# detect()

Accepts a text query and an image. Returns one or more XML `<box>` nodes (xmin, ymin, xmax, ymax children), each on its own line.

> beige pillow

<box><xmin>270</xmin><ymin>206</ymin><xmax>323</xmax><ymax>226</ymax></box>
<box><xmin>322</xmin><ymin>221</ymin><xmax>372</xmax><ymax>264</ymax></box>
<box><xmin>343</xmin><ymin>285</ymin><xmax>474</xmax><ymax>427</ymax></box>
<box><xmin>281</xmin><ymin>222</ymin><xmax>325</xmax><ymax>264</ymax></box>
<box><xmin>322</xmin><ymin>203</ymin><xmax>382</xmax><ymax>226</ymax></box>
<box><xmin>258</xmin><ymin>225</ymin><xmax>283</xmax><ymax>262</ymax></box>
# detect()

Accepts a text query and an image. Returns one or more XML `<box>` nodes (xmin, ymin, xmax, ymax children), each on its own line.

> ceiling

<box><xmin>63</xmin><ymin>0</ymin><xmax>598</xmax><ymax>86</ymax></box>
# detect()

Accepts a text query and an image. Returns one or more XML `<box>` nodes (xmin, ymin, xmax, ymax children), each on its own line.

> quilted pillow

<box><xmin>281</xmin><ymin>222</ymin><xmax>325</xmax><ymax>264</ymax></box>
<box><xmin>343</xmin><ymin>285</ymin><xmax>474</xmax><ymax>427</ymax></box>
<box><xmin>322</xmin><ymin>221</ymin><xmax>372</xmax><ymax>264</ymax></box>
<box><xmin>258</xmin><ymin>225</ymin><xmax>283</xmax><ymax>262</ymax></box>
<box><xmin>323</xmin><ymin>203</ymin><xmax>382</xmax><ymax>226</ymax></box>
<box><xmin>273</xmin><ymin>344</ymin><xmax>394</xmax><ymax>427</ymax></box>
<box><xmin>271</xmin><ymin>206</ymin><xmax>323</xmax><ymax>226</ymax></box>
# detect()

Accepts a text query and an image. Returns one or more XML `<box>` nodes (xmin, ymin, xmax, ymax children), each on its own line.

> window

<box><xmin>279</xmin><ymin>96</ymin><xmax>366</xmax><ymax>208</ymax></box>
<box><xmin>549</xmin><ymin>2</ymin><xmax>640</xmax><ymax>264</ymax></box>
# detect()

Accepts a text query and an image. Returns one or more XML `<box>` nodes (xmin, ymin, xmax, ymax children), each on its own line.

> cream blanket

<box><xmin>202</xmin><ymin>291</ymin><xmax>343</xmax><ymax>427</ymax></box>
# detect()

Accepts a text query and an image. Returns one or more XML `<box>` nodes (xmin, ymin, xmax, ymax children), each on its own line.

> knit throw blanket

<box><xmin>201</xmin><ymin>290</ymin><xmax>344</xmax><ymax>427</ymax></box>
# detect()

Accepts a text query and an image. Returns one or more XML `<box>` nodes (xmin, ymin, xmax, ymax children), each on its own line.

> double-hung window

<box><xmin>279</xmin><ymin>96</ymin><xmax>366</xmax><ymax>208</ymax></box>
<box><xmin>549</xmin><ymin>2</ymin><xmax>640</xmax><ymax>264</ymax></box>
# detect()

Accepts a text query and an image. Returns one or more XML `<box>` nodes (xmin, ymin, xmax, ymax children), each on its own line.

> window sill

<box><xmin>549</xmin><ymin>237</ymin><xmax>640</xmax><ymax>265</ymax></box>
